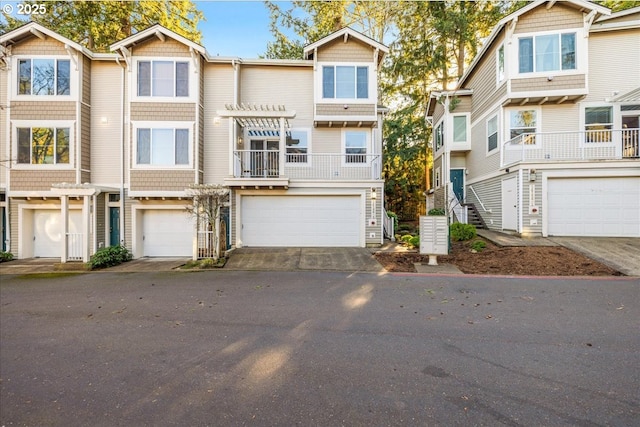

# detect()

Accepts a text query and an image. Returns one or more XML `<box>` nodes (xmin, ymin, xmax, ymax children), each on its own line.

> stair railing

<box><xmin>468</xmin><ymin>185</ymin><xmax>492</xmax><ymax>213</ymax></box>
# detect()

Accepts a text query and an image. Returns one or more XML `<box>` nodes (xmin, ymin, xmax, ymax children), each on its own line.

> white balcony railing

<box><xmin>502</xmin><ymin>128</ymin><xmax>639</xmax><ymax>167</ymax></box>
<box><xmin>232</xmin><ymin>150</ymin><xmax>382</xmax><ymax>180</ymax></box>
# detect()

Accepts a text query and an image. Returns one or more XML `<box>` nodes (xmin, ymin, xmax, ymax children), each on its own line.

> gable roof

<box><xmin>456</xmin><ymin>0</ymin><xmax>611</xmax><ymax>88</ymax></box>
<box><xmin>303</xmin><ymin>27</ymin><xmax>389</xmax><ymax>60</ymax></box>
<box><xmin>110</xmin><ymin>23</ymin><xmax>207</xmax><ymax>57</ymax></box>
<box><xmin>0</xmin><ymin>21</ymin><xmax>94</xmax><ymax>57</ymax></box>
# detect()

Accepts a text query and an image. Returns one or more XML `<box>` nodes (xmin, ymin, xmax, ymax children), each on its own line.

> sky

<box><xmin>0</xmin><ymin>0</ymin><xmax>293</xmax><ymax>58</ymax></box>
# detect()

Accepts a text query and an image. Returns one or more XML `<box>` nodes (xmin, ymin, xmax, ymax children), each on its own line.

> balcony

<box><xmin>502</xmin><ymin>128</ymin><xmax>639</xmax><ymax>167</ymax></box>
<box><xmin>224</xmin><ymin>150</ymin><xmax>382</xmax><ymax>188</ymax></box>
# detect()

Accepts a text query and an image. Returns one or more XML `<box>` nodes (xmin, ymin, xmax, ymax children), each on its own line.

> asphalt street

<box><xmin>1</xmin><ymin>270</ymin><xmax>638</xmax><ymax>426</ymax></box>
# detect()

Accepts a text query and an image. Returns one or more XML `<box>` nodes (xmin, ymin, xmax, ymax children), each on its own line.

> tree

<box><xmin>2</xmin><ymin>0</ymin><xmax>203</xmax><ymax>51</ymax></box>
<box><xmin>186</xmin><ymin>184</ymin><xmax>229</xmax><ymax>261</ymax></box>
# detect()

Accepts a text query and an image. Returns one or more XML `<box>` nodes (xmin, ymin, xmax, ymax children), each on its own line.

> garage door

<box><xmin>548</xmin><ymin>177</ymin><xmax>640</xmax><ymax>237</ymax></box>
<box><xmin>142</xmin><ymin>210</ymin><xmax>194</xmax><ymax>256</ymax></box>
<box><xmin>242</xmin><ymin>196</ymin><xmax>361</xmax><ymax>247</ymax></box>
<box><xmin>34</xmin><ymin>210</ymin><xmax>83</xmax><ymax>258</ymax></box>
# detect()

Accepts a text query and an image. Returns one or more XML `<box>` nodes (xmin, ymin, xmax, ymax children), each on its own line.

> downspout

<box><xmin>4</xmin><ymin>50</ymin><xmax>12</xmax><ymax>253</ymax></box>
<box><xmin>116</xmin><ymin>56</ymin><xmax>126</xmax><ymax>245</ymax></box>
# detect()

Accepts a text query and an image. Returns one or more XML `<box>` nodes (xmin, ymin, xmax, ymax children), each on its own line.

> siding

<box><xmin>0</xmin><ymin>67</ymin><xmax>6</xmax><ymax>188</ymax></box>
<box><xmin>464</xmin><ymin>32</ymin><xmax>505</xmax><ymax>123</ymax></box>
<box><xmin>130</xmin><ymin>103</ymin><xmax>196</xmax><ymax>121</ymax></box>
<box><xmin>198</xmin><ymin>59</ymin><xmax>205</xmax><ymax>184</ymax></box>
<box><xmin>317</xmin><ymin>38</ymin><xmax>374</xmax><ymax>63</ymax></box>
<box><xmin>467</xmin><ymin>106</ymin><xmax>501</xmax><ymax>180</ymax></box>
<box><xmin>541</xmin><ymin>104</ymin><xmax>579</xmax><ymax>132</ymax></box>
<box><xmin>203</xmin><ymin>63</ymin><xmax>234</xmax><ymax>184</ymax></box>
<box><xmin>81</xmin><ymin>55</ymin><xmax>92</xmax><ymax>183</ymax></box>
<box><xmin>11</xmin><ymin>36</ymin><xmax>67</xmax><ymax>55</ymax></box>
<box><xmin>130</xmin><ymin>170</ymin><xmax>194</xmax><ymax>191</ymax></box>
<box><xmin>131</xmin><ymin>38</ymin><xmax>191</xmax><ymax>57</ymax></box>
<box><xmin>10</xmin><ymin>101</ymin><xmax>76</xmax><ymax>120</ymax></box>
<box><xmin>510</xmin><ymin>74</ymin><xmax>586</xmax><ymax>92</ymax></box>
<box><xmin>96</xmin><ymin>194</ymin><xmax>106</xmax><ymax>249</ymax></box>
<box><xmin>514</xmin><ymin>3</ymin><xmax>583</xmax><ymax>34</ymax></box>
<box><xmin>10</xmin><ymin>170</ymin><xmax>75</xmax><ymax>191</ymax></box>
<box><xmin>465</xmin><ymin>174</ymin><xmax>506</xmax><ymax>231</ymax></box>
<box><xmin>316</xmin><ymin>104</ymin><xmax>375</xmax><ymax>116</ymax></box>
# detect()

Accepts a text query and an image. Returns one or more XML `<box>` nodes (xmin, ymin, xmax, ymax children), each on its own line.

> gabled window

<box><xmin>518</xmin><ymin>32</ymin><xmax>576</xmax><ymax>73</ymax></box>
<box><xmin>137</xmin><ymin>60</ymin><xmax>189</xmax><ymax>97</ymax></box>
<box><xmin>323</xmin><ymin>66</ymin><xmax>369</xmax><ymax>99</ymax></box>
<box><xmin>509</xmin><ymin>110</ymin><xmax>537</xmax><ymax>144</ymax></box>
<box><xmin>434</xmin><ymin>121</ymin><xmax>444</xmax><ymax>151</ymax></box>
<box><xmin>286</xmin><ymin>129</ymin><xmax>310</xmax><ymax>163</ymax></box>
<box><xmin>585</xmin><ymin>106</ymin><xmax>613</xmax><ymax>143</ymax></box>
<box><xmin>136</xmin><ymin>128</ymin><xmax>190</xmax><ymax>166</ymax></box>
<box><xmin>487</xmin><ymin>115</ymin><xmax>498</xmax><ymax>153</ymax></box>
<box><xmin>344</xmin><ymin>130</ymin><xmax>368</xmax><ymax>163</ymax></box>
<box><xmin>18</xmin><ymin>59</ymin><xmax>70</xmax><ymax>96</ymax></box>
<box><xmin>17</xmin><ymin>127</ymin><xmax>70</xmax><ymax>164</ymax></box>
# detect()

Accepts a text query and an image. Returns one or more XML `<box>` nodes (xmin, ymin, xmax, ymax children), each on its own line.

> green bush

<box><xmin>428</xmin><ymin>208</ymin><xmax>445</xmax><ymax>216</ymax></box>
<box><xmin>401</xmin><ymin>234</ymin><xmax>414</xmax><ymax>244</ymax></box>
<box><xmin>409</xmin><ymin>236</ymin><xmax>420</xmax><ymax>248</ymax></box>
<box><xmin>470</xmin><ymin>240</ymin><xmax>486</xmax><ymax>252</ymax></box>
<box><xmin>0</xmin><ymin>251</ymin><xmax>14</xmax><ymax>263</ymax></box>
<box><xmin>90</xmin><ymin>245</ymin><xmax>132</xmax><ymax>269</ymax></box>
<box><xmin>450</xmin><ymin>223</ymin><xmax>477</xmax><ymax>241</ymax></box>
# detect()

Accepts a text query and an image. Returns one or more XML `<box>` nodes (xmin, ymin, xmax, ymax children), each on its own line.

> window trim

<box><xmin>487</xmin><ymin>114</ymin><xmax>499</xmax><ymax>155</ymax></box>
<box><xmin>433</xmin><ymin>120</ymin><xmax>444</xmax><ymax>153</ymax></box>
<box><xmin>452</xmin><ymin>113</ymin><xmax>470</xmax><ymax>144</ymax></box>
<box><xmin>496</xmin><ymin>44</ymin><xmax>505</xmax><ymax>84</ymax></box>
<box><xmin>513</xmin><ymin>28</ymin><xmax>584</xmax><ymax>78</ymax></box>
<box><xmin>505</xmin><ymin>107</ymin><xmax>540</xmax><ymax>148</ymax></box>
<box><xmin>12</xmin><ymin>55</ymin><xmax>78</xmax><ymax>101</ymax></box>
<box><xmin>317</xmin><ymin>62</ymin><xmax>375</xmax><ymax>104</ymax></box>
<box><xmin>435</xmin><ymin>167</ymin><xmax>441</xmax><ymax>189</ymax></box>
<box><xmin>132</xmin><ymin>58</ymin><xmax>196</xmax><ymax>102</ymax></box>
<box><xmin>582</xmin><ymin>104</ymin><xmax>616</xmax><ymax>146</ymax></box>
<box><xmin>12</xmin><ymin>120</ymin><xmax>75</xmax><ymax>169</ymax></box>
<box><xmin>285</xmin><ymin>128</ymin><xmax>312</xmax><ymax>166</ymax></box>
<box><xmin>341</xmin><ymin>129</ymin><xmax>371</xmax><ymax>166</ymax></box>
<box><xmin>132</xmin><ymin>121</ymin><xmax>194</xmax><ymax>169</ymax></box>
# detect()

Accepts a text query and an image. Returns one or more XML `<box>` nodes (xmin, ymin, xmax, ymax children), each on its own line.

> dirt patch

<box><xmin>374</xmin><ymin>239</ymin><xmax>623</xmax><ymax>276</ymax></box>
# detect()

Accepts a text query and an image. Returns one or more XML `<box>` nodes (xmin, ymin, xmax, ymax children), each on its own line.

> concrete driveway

<box><xmin>224</xmin><ymin>247</ymin><xmax>386</xmax><ymax>273</ymax></box>
<box><xmin>549</xmin><ymin>237</ymin><xmax>640</xmax><ymax>277</ymax></box>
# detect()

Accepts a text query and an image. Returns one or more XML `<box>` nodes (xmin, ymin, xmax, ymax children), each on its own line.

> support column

<box><xmin>61</xmin><ymin>195</ymin><xmax>68</xmax><ymax>263</ymax></box>
<box><xmin>83</xmin><ymin>195</ymin><xmax>90</xmax><ymax>263</ymax></box>
<box><xmin>279</xmin><ymin>117</ymin><xmax>286</xmax><ymax>176</ymax></box>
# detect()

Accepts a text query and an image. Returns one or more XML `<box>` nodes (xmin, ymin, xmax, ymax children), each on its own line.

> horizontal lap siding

<box><xmin>541</xmin><ymin>104</ymin><xmax>578</xmax><ymax>132</ymax></box>
<box><xmin>467</xmin><ymin>108</ymin><xmax>501</xmax><ymax>179</ymax></box>
<box><xmin>10</xmin><ymin>170</ymin><xmax>75</xmax><ymax>191</ymax></box>
<box><xmin>0</xmin><ymin>68</ymin><xmax>6</xmax><ymax>188</ymax></box>
<box><xmin>130</xmin><ymin>170</ymin><xmax>194</xmax><ymax>191</ymax></box>
<box><xmin>81</xmin><ymin>56</ymin><xmax>91</xmax><ymax>182</ymax></box>
<box><xmin>466</xmin><ymin>175</ymin><xmax>504</xmax><ymax>231</ymax></box>
<box><xmin>514</xmin><ymin>4</ymin><xmax>583</xmax><ymax>34</ymax></box>
<box><xmin>317</xmin><ymin>39</ymin><xmax>374</xmax><ymax>62</ymax></box>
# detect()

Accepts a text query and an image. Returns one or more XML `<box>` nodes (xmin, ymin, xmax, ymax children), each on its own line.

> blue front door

<box><xmin>450</xmin><ymin>169</ymin><xmax>465</xmax><ymax>202</ymax></box>
<box><xmin>109</xmin><ymin>207</ymin><xmax>120</xmax><ymax>246</ymax></box>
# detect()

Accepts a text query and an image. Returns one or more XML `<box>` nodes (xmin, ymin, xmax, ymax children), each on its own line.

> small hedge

<box><xmin>0</xmin><ymin>251</ymin><xmax>14</xmax><ymax>263</ymax></box>
<box><xmin>90</xmin><ymin>245</ymin><xmax>132</xmax><ymax>269</ymax></box>
<box><xmin>428</xmin><ymin>208</ymin><xmax>445</xmax><ymax>216</ymax></box>
<box><xmin>450</xmin><ymin>223</ymin><xmax>477</xmax><ymax>241</ymax></box>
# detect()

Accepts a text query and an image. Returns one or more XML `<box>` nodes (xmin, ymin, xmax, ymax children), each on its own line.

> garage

<box><xmin>33</xmin><ymin>210</ymin><xmax>83</xmax><ymax>258</ymax></box>
<box><xmin>241</xmin><ymin>195</ymin><xmax>362</xmax><ymax>247</ymax></box>
<box><xmin>142</xmin><ymin>210</ymin><xmax>194</xmax><ymax>256</ymax></box>
<box><xmin>547</xmin><ymin>177</ymin><xmax>640</xmax><ymax>237</ymax></box>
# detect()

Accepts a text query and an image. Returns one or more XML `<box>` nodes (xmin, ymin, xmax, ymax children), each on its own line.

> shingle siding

<box><xmin>317</xmin><ymin>38</ymin><xmax>374</xmax><ymax>62</ymax></box>
<box><xmin>130</xmin><ymin>103</ymin><xmax>196</xmax><ymax>121</ymax></box>
<box><xmin>316</xmin><ymin>104</ymin><xmax>375</xmax><ymax>116</ymax></box>
<box><xmin>514</xmin><ymin>4</ymin><xmax>583</xmax><ymax>34</ymax></box>
<box><xmin>131</xmin><ymin>38</ymin><xmax>191</xmax><ymax>57</ymax></box>
<box><xmin>11</xmin><ymin>37</ymin><xmax>67</xmax><ymax>55</ymax></box>
<box><xmin>130</xmin><ymin>170</ymin><xmax>194</xmax><ymax>191</ymax></box>
<box><xmin>511</xmin><ymin>75</ymin><xmax>586</xmax><ymax>93</ymax></box>
<box><xmin>10</xmin><ymin>170</ymin><xmax>75</xmax><ymax>191</ymax></box>
<box><xmin>10</xmin><ymin>101</ymin><xmax>76</xmax><ymax>120</ymax></box>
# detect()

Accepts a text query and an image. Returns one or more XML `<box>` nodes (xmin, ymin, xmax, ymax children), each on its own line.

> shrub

<box><xmin>450</xmin><ymin>223</ymin><xmax>477</xmax><ymax>241</ymax></box>
<box><xmin>401</xmin><ymin>234</ymin><xmax>414</xmax><ymax>244</ymax></box>
<box><xmin>90</xmin><ymin>245</ymin><xmax>132</xmax><ymax>269</ymax></box>
<box><xmin>428</xmin><ymin>208</ymin><xmax>445</xmax><ymax>216</ymax></box>
<box><xmin>409</xmin><ymin>236</ymin><xmax>420</xmax><ymax>248</ymax></box>
<box><xmin>0</xmin><ymin>251</ymin><xmax>14</xmax><ymax>263</ymax></box>
<box><xmin>470</xmin><ymin>240</ymin><xmax>486</xmax><ymax>252</ymax></box>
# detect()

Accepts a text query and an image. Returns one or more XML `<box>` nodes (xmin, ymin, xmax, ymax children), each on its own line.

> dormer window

<box><xmin>18</xmin><ymin>58</ymin><xmax>70</xmax><ymax>96</ymax></box>
<box><xmin>322</xmin><ymin>65</ymin><xmax>369</xmax><ymax>99</ymax></box>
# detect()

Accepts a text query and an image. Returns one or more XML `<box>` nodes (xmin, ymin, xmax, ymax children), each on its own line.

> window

<box><xmin>137</xmin><ymin>61</ymin><xmax>189</xmax><ymax>97</ymax></box>
<box><xmin>323</xmin><ymin>66</ymin><xmax>369</xmax><ymax>99</ymax></box>
<box><xmin>18</xmin><ymin>59</ymin><xmax>70</xmax><ymax>96</ymax></box>
<box><xmin>17</xmin><ymin>127</ymin><xmax>70</xmax><ymax>164</ymax></box>
<box><xmin>453</xmin><ymin>115</ymin><xmax>468</xmax><ymax>143</ymax></box>
<box><xmin>518</xmin><ymin>32</ymin><xmax>576</xmax><ymax>73</ymax></box>
<box><xmin>497</xmin><ymin>44</ymin><xmax>505</xmax><ymax>82</ymax></box>
<box><xmin>344</xmin><ymin>131</ymin><xmax>367</xmax><ymax>163</ymax></box>
<box><xmin>487</xmin><ymin>115</ymin><xmax>498</xmax><ymax>152</ymax></box>
<box><xmin>509</xmin><ymin>110</ymin><xmax>537</xmax><ymax>144</ymax></box>
<box><xmin>136</xmin><ymin>128</ymin><xmax>189</xmax><ymax>166</ymax></box>
<box><xmin>434</xmin><ymin>122</ymin><xmax>444</xmax><ymax>151</ymax></box>
<box><xmin>286</xmin><ymin>130</ymin><xmax>309</xmax><ymax>163</ymax></box>
<box><xmin>435</xmin><ymin>167</ymin><xmax>441</xmax><ymax>188</ymax></box>
<box><xmin>585</xmin><ymin>106</ymin><xmax>613</xmax><ymax>143</ymax></box>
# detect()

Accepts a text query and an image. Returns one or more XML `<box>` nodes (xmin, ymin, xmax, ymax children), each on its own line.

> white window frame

<box><xmin>11</xmin><ymin>120</ymin><xmax>75</xmax><ymax>170</ymax></box>
<box><xmin>132</xmin><ymin>121</ymin><xmax>194</xmax><ymax>169</ymax></box>
<box><xmin>487</xmin><ymin>114</ymin><xmax>499</xmax><ymax>155</ymax></box>
<box><xmin>316</xmin><ymin>62</ymin><xmax>376</xmax><ymax>104</ymax></box>
<box><xmin>342</xmin><ymin>129</ymin><xmax>371</xmax><ymax>166</ymax></box>
<box><xmin>435</xmin><ymin>167</ymin><xmax>441</xmax><ymax>189</ymax></box>
<box><xmin>452</xmin><ymin>113</ymin><xmax>470</xmax><ymax>144</ymax></box>
<box><xmin>285</xmin><ymin>128</ymin><xmax>312</xmax><ymax>167</ymax></box>
<box><xmin>505</xmin><ymin>107</ymin><xmax>540</xmax><ymax>147</ymax></box>
<box><xmin>513</xmin><ymin>29</ymin><xmax>584</xmax><ymax>78</ymax></box>
<box><xmin>434</xmin><ymin>120</ymin><xmax>444</xmax><ymax>152</ymax></box>
<box><xmin>131</xmin><ymin>58</ymin><xmax>196</xmax><ymax>103</ymax></box>
<box><xmin>497</xmin><ymin>44</ymin><xmax>505</xmax><ymax>84</ymax></box>
<box><xmin>11</xmin><ymin>55</ymin><xmax>78</xmax><ymax>101</ymax></box>
<box><xmin>581</xmin><ymin>103</ymin><xmax>616</xmax><ymax>147</ymax></box>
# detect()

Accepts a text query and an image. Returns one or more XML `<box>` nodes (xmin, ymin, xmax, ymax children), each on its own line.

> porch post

<box><xmin>61</xmin><ymin>195</ymin><xmax>68</xmax><ymax>263</ymax></box>
<box><xmin>279</xmin><ymin>117</ymin><xmax>286</xmax><ymax>176</ymax></box>
<box><xmin>83</xmin><ymin>195</ymin><xmax>90</xmax><ymax>263</ymax></box>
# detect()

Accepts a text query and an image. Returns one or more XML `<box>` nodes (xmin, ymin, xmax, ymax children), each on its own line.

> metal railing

<box><xmin>502</xmin><ymin>128</ymin><xmax>639</xmax><ymax>167</ymax></box>
<box><xmin>232</xmin><ymin>150</ymin><xmax>382</xmax><ymax>180</ymax></box>
<box><xmin>66</xmin><ymin>233</ymin><xmax>83</xmax><ymax>261</ymax></box>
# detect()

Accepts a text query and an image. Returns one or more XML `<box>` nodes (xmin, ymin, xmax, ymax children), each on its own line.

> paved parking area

<box><xmin>549</xmin><ymin>237</ymin><xmax>640</xmax><ymax>277</ymax></box>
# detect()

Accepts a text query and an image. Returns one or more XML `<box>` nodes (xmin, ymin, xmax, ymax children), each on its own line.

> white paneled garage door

<box><xmin>242</xmin><ymin>195</ymin><xmax>362</xmax><ymax>247</ymax></box>
<box><xmin>33</xmin><ymin>210</ymin><xmax>83</xmax><ymax>258</ymax></box>
<box><xmin>142</xmin><ymin>210</ymin><xmax>194</xmax><ymax>256</ymax></box>
<box><xmin>547</xmin><ymin>177</ymin><xmax>640</xmax><ymax>237</ymax></box>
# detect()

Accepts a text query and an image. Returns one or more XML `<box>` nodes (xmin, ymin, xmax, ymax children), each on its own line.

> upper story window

<box><xmin>585</xmin><ymin>106</ymin><xmax>613</xmax><ymax>143</ymax></box>
<box><xmin>286</xmin><ymin>129</ymin><xmax>310</xmax><ymax>163</ymax></box>
<box><xmin>518</xmin><ymin>32</ymin><xmax>576</xmax><ymax>74</ymax></box>
<box><xmin>17</xmin><ymin>126</ymin><xmax>70</xmax><ymax>164</ymax></box>
<box><xmin>18</xmin><ymin>58</ymin><xmax>70</xmax><ymax>96</ymax></box>
<box><xmin>137</xmin><ymin>60</ymin><xmax>189</xmax><ymax>97</ymax></box>
<box><xmin>453</xmin><ymin>115</ymin><xmax>469</xmax><ymax>144</ymax></box>
<box><xmin>509</xmin><ymin>109</ymin><xmax>538</xmax><ymax>144</ymax></box>
<box><xmin>344</xmin><ymin>130</ymin><xmax>368</xmax><ymax>163</ymax></box>
<box><xmin>434</xmin><ymin>121</ymin><xmax>444</xmax><ymax>151</ymax></box>
<box><xmin>487</xmin><ymin>115</ymin><xmax>498</xmax><ymax>153</ymax></box>
<box><xmin>497</xmin><ymin>44</ymin><xmax>505</xmax><ymax>82</ymax></box>
<box><xmin>323</xmin><ymin>65</ymin><xmax>368</xmax><ymax>99</ymax></box>
<box><xmin>136</xmin><ymin>127</ymin><xmax>190</xmax><ymax>166</ymax></box>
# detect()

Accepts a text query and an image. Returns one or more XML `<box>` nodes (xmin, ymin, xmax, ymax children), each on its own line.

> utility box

<box><xmin>419</xmin><ymin>216</ymin><xmax>449</xmax><ymax>264</ymax></box>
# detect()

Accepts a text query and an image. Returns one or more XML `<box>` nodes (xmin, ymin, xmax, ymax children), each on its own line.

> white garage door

<box><xmin>142</xmin><ymin>210</ymin><xmax>194</xmax><ymax>256</ymax></box>
<box><xmin>548</xmin><ymin>177</ymin><xmax>640</xmax><ymax>237</ymax></box>
<box><xmin>34</xmin><ymin>210</ymin><xmax>83</xmax><ymax>258</ymax></box>
<box><xmin>242</xmin><ymin>196</ymin><xmax>361</xmax><ymax>247</ymax></box>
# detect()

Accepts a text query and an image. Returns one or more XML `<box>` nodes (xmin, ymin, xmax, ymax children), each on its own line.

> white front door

<box><xmin>33</xmin><ymin>210</ymin><xmax>82</xmax><ymax>258</ymax></box>
<box><xmin>502</xmin><ymin>177</ymin><xmax>518</xmax><ymax>231</ymax></box>
<box><xmin>142</xmin><ymin>210</ymin><xmax>194</xmax><ymax>256</ymax></box>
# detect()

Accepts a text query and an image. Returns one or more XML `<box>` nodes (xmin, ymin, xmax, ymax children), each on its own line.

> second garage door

<box><xmin>547</xmin><ymin>177</ymin><xmax>640</xmax><ymax>237</ymax></box>
<box><xmin>242</xmin><ymin>195</ymin><xmax>362</xmax><ymax>247</ymax></box>
<box><xmin>142</xmin><ymin>210</ymin><xmax>194</xmax><ymax>256</ymax></box>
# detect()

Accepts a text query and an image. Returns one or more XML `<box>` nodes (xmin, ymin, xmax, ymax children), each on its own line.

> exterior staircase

<box><xmin>463</xmin><ymin>203</ymin><xmax>487</xmax><ymax>229</ymax></box>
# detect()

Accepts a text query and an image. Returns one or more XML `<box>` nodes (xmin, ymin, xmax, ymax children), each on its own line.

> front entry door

<box><xmin>109</xmin><ymin>207</ymin><xmax>120</xmax><ymax>246</ymax></box>
<box><xmin>450</xmin><ymin>169</ymin><xmax>465</xmax><ymax>202</ymax></box>
<box><xmin>250</xmin><ymin>140</ymin><xmax>279</xmax><ymax>177</ymax></box>
<box><xmin>502</xmin><ymin>177</ymin><xmax>518</xmax><ymax>231</ymax></box>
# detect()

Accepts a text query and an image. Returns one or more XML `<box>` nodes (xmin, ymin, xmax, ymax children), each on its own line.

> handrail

<box><xmin>468</xmin><ymin>185</ymin><xmax>492</xmax><ymax>213</ymax></box>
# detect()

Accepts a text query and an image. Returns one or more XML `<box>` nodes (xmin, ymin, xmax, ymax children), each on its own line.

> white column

<box><xmin>279</xmin><ymin>117</ymin><xmax>285</xmax><ymax>176</ymax></box>
<box><xmin>83</xmin><ymin>195</ymin><xmax>91</xmax><ymax>262</ymax></box>
<box><xmin>61</xmin><ymin>195</ymin><xmax>68</xmax><ymax>263</ymax></box>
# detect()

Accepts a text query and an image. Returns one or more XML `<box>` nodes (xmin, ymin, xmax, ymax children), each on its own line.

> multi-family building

<box><xmin>427</xmin><ymin>0</ymin><xmax>639</xmax><ymax>237</ymax></box>
<box><xmin>1</xmin><ymin>23</ymin><xmax>389</xmax><ymax>261</ymax></box>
